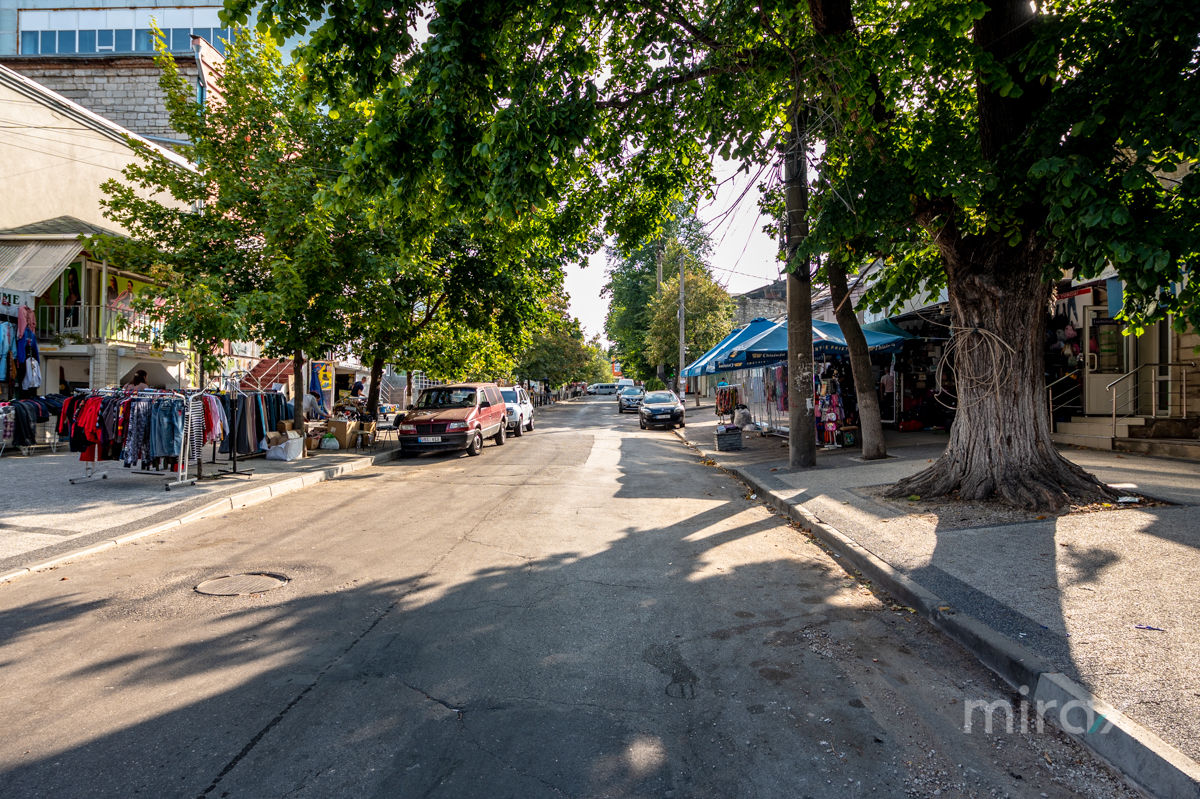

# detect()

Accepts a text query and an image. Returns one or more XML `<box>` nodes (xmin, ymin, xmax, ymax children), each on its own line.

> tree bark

<box><xmin>887</xmin><ymin>240</ymin><xmax>1113</xmax><ymax>510</ymax></box>
<box><xmin>827</xmin><ymin>261</ymin><xmax>886</xmax><ymax>459</ymax></box>
<box><xmin>784</xmin><ymin>106</ymin><xmax>817</xmax><ymax>469</ymax></box>
<box><xmin>292</xmin><ymin>349</ymin><xmax>306</xmax><ymax>458</ymax></box>
<box><xmin>366</xmin><ymin>350</ymin><xmax>385</xmax><ymax>419</ymax></box>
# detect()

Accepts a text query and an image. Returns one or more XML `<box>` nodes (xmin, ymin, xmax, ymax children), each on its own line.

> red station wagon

<box><xmin>394</xmin><ymin>383</ymin><xmax>508</xmax><ymax>456</ymax></box>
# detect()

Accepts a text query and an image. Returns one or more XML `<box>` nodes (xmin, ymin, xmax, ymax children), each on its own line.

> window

<box><xmin>134</xmin><ymin>28</ymin><xmax>155</xmax><ymax>52</ymax></box>
<box><xmin>97</xmin><ymin>29</ymin><xmax>114</xmax><ymax>51</ymax></box>
<box><xmin>20</xmin><ymin>31</ymin><xmax>38</xmax><ymax>54</ymax></box>
<box><xmin>40</xmin><ymin>30</ymin><xmax>57</xmax><ymax>54</ymax></box>
<box><xmin>77</xmin><ymin>30</ymin><xmax>96</xmax><ymax>52</ymax></box>
<box><xmin>171</xmin><ymin>28</ymin><xmax>190</xmax><ymax>51</ymax></box>
<box><xmin>57</xmin><ymin>31</ymin><xmax>76</xmax><ymax>53</ymax></box>
<box><xmin>114</xmin><ymin>29</ymin><xmax>132</xmax><ymax>52</ymax></box>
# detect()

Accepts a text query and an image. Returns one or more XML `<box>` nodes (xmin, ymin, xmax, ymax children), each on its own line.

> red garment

<box><xmin>77</xmin><ymin>397</ymin><xmax>104</xmax><ymax>461</ymax></box>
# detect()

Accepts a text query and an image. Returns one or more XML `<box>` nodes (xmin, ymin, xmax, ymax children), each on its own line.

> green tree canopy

<box><xmin>643</xmin><ymin>245</ymin><xmax>734</xmax><ymax>373</ymax></box>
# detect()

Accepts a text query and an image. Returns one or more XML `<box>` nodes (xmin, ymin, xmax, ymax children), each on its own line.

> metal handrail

<box><xmin>1045</xmin><ymin>369</ymin><xmax>1081</xmax><ymax>421</ymax></box>
<box><xmin>1108</xmin><ymin>361</ymin><xmax>1196</xmax><ymax>436</ymax></box>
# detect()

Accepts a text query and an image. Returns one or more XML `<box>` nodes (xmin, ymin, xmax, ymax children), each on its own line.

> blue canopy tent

<box><xmin>813</xmin><ymin>319</ymin><xmax>907</xmax><ymax>355</ymax></box>
<box><xmin>715</xmin><ymin>319</ymin><xmax>908</xmax><ymax>369</ymax></box>
<box><xmin>680</xmin><ymin>317</ymin><xmax>778</xmax><ymax>377</ymax></box>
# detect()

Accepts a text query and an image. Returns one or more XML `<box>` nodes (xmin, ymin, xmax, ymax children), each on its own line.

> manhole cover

<box><xmin>195</xmin><ymin>572</ymin><xmax>289</xmax><ymax>596</ymax></box>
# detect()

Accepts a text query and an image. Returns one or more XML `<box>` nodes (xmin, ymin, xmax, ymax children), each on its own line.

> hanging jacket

<box><xmin>0</xmin><ymin>321</ymin><xmax>13</xmax><ymax>381</ymax></box>
<box><xmin>21</xmin><ymin>357</ymin><xmax>41</xmax><ymax>390</ymax></box>
<box><xmin>16</xmin><ymin>304</ymin><xmax>35</xmax><ymax>338</ymax></box>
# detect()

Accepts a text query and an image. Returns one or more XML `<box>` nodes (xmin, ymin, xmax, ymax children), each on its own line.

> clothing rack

<box><xmin>214</xmin><ymin>376</ymin><xmax>254</xmax><ymax>478</ymax></box>
<box><xmin>69</xmin><ymin>388</ymin><xmax>198</xmax><ymax>489</ymax></box>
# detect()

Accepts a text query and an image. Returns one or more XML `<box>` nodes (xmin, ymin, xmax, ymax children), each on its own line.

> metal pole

<box><xmin>678</xmin><ymin>255</ymin><xmax>685</xmax><ymax>397</ymax></box>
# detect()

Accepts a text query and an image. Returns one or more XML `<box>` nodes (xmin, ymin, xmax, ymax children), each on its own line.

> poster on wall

<box><xmin>311</xmin><ymin>360</ymin><xmax>334</xmax><ymax>412</ymax></box>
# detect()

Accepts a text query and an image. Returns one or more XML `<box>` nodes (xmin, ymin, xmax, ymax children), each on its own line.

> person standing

<box><xmin>123</xmin><ymin>369</ymin><xmax>149</xmax><ymax>392</ymax></box>
<box><xmin>351</xmin><ymin>376</ymin><xmax>365</xmax><ymax>397</ymax></box>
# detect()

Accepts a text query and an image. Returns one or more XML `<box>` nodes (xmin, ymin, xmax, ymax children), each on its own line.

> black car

<box><xmin>639</xmin><ymin>390</ymin><xmax>685</xmax><ymax>429</ymax></box>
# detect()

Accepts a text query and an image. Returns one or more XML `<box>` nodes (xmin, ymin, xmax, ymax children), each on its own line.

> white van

<box><xmin>616</xmin><ymin>378</ymin><xmax>635</xmax><ymax>392</ymax></box>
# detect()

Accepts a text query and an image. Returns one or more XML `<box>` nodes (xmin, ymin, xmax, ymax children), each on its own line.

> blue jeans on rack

<box><xmin>149</xmin><ymin>399</ymin><xmax>184</xmax><ymax>458</ymax></box>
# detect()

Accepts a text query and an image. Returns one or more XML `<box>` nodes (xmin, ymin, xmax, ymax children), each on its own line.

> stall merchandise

<box><xmin>216</xmin><ymin>390</ymin><xmax>291</xmax><ymax>456</ymax></box>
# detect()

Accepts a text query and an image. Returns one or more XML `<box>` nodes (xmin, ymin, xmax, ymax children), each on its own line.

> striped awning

<box><xmin>0</xmin><ymin>239</ymin><xmax>85</xmax><ymax>295</ymax></box>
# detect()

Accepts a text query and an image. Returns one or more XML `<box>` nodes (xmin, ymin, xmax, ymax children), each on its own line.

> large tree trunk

<box><xmin>366</xmin><ymin>350</ymin><xmax>385</xmax><ymax>419</ymax></box>
<box><xmin>292</xmin><ymin>349</ymin><xmax>306</xmax><ymax>458</ymax></box>
<box><xmin>827</xmin><ymin>261</ymin><xmax>886</xmax><ymax>459</ymax></box>
<box><xmin>783</xmin><ymin>105</ymin><xmax>817</xmax><ymax>469</ymax></box>
<box><xmin>887</xmin><ymin>243</ymin><xmax>1112</xmax><ymax>510</ymax></box>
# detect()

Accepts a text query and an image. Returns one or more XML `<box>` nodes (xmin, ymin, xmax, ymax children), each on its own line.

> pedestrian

<box><xmin>303</xmin><ymin>391</ymin><xmax>326</xmax><ymax>420</ymax></box>
<box><xmin>123</xmin><ymin>369</ymin><xmax>149</xmax><ymax>392</ymax></box>
<box><xmin>543</xmin><ymin>385</ymin><xmax>552</xmax><ymax>405</ymax></box>
<box><xmin>351</xmin><ymin>376</ymin><xmax>365</xmax><ymax>397</ymax></box>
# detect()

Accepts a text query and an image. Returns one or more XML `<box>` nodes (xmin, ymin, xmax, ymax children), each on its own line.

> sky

<box><xmin>563</xmin><ymin>158</ymin><xmax>785</xmax><ymax>347</ymax></box>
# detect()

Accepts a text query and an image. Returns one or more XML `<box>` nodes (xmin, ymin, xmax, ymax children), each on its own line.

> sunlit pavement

<box><xmin>0</xmin><ymin>396</ymin><xmax>1137</xmax><ymax>798</ymax></box>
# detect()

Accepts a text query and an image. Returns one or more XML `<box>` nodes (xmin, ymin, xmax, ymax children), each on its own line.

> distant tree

<box><xmin>604</xmin><ymin>210</ymin><xmax>712</xmax><ymax>381</ymax></box>
<box><xmin>644</xmin><ymin>244</ymin><xmax>734</xmax><ymax>376</ymax></box>
<box><xmin>519</xmin><ymin>295</ymin><xmax>607</xmax><ymax>387</ymax></box>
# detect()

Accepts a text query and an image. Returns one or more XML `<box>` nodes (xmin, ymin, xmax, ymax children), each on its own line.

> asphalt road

<box><xmin>0</xmin><ymin>396</ymin><xmax>1136</xmax><ymax>798</ymax></box>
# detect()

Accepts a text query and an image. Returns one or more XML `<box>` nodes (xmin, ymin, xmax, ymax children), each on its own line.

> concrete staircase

<box><xmin>1052</xmin><ymin>415</ymin><xmax>1200</xmax><ymax>459</ymax></box>
<box><xmin>240</xmin><ymin>357</ymin><xmax>294</xmax><ymax>392</ymax></box>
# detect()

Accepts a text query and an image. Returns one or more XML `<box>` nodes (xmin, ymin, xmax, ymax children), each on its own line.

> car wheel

<box><xmin>526</xmin><ymin>416</ymin><xmax>534</xmax><ymax>431</ymax></box>
<box><xmin>466</xmin><ymin>431</ymin><xmax>483</xmax><ymax>456</ymax></box>
<box><xmin>639</xmin><ymin>419</ymin><xmax>647</xmax><ymax>429</ymax></box>
<box><xmin>679</xmin><ymin>418</ymin><xmax>685</xmax><ymax>428</ymax></box>
<box><xmin>513</xmin><ymin>417</ymin><xmax>524</xmax><ymax>437</ymax></box>
<box><xmin>494</xmin><ymin>423</ymin><xmax>506</xmax><ymax>446</ymax></box>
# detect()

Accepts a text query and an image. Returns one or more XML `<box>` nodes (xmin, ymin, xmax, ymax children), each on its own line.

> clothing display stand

<box><xmin>217</xmin><ymin>380</ymin><xmax>255</xmax><ymax>478</ymax></box>
<box><xmin>68</xmin><ymin>388</ymin><xmax>197</xmax><ymax>488</ymax></box>
<box><xmin>128</xmin><ymin>389</ymin><xmax>197</xmax><ymax>490</ymax></box>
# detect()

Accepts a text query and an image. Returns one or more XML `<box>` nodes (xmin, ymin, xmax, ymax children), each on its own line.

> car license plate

<box><xmin>655</xmin><ymin>413</ymin><xmax>668</xmax><ymax>418</ymax></box>
<box><xmin>417</xmin><ymin>436</ymin><xmax>442</xmax><ymax>443</ymax></box>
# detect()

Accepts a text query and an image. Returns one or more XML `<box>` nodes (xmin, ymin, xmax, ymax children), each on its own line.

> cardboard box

<box><xmin>265</xmin><ymin>431</ymin><xmax>287</xmax><ymax>447</ymax></box>
<box><xmin>277</xmin><ymin>420</ymin><xmax>295</xmax><ymax>435</ymax></box>
<box><xmin>327</xmin><ymin>420</ymin><xmax>358</xmax><ymax>450</ymax></box>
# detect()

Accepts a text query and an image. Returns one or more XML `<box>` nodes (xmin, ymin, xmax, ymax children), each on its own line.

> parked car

<box><xmin>394</xmin><ymin>383</ymin><xmax>507</xmax><ymax>456</ymax></box>
<box><xmin>617</xmin><ymin>386</ymin><xmax>645</xmax><ymax>413</ymax></box>
<box><xmin>499</xmin><ymin>386</ymin><xmax>535</xmax><ymax>435</ymax></box>
<box><xmin>639</xmin><ymin>390</ymin><xmax>686</xmax><ymax>429</ymax></box>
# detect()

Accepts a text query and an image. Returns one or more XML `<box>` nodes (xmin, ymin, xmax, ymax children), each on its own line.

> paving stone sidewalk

<box><xmin>673</xmin><ymin>399</ymin><xmax>1200</xmax><ymax>771</ymax></box>
<box><xmin>0</xmin><ymin>439</ymin><xmax>400</xmax><ymax>576</ymax></box>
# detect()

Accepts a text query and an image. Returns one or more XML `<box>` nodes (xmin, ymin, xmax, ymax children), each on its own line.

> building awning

<box><xmin>716</xmin><ymin>319</ymin><xmax>910</xmax><ymax>370</ymax></box>
<box><xmin>0</xmin><ymin>240</ymin><xmax>84</xmax><ymax>295</ymax></box>
<box><xmin>681</xmin><ymin>318</ymin><xmax>778</xmax><ymax>377</ymax></box>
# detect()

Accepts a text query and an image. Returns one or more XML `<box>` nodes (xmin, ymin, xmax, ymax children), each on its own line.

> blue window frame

<box><xmin>77</xmin><ymin>30</ymin><xmax>96</xmax><ymax>52</ymax></box>
<box><xmin>171</xmin><ymin>28</ymin><xmax>191</xmax><ymax>51</ymax></box>
<box><xmin>114</xmin><ymin>29</ymin><xmax>132</xmax><ymax>52</ymax></box>
<box><xmin>20</xmin><ymin>30</ymin><xmax>39</xmax><ymax>54</ymax></box>
<box><xmin>40</xmin><ymin>30</ymin><xmax>57</xmax><ymax>53</ymax></box>
<box><xmin>135</xmin><ymin>28</ymin><xmax>154</xmax><ymax>51</ymax></box>
<box><xmin>57</xmin><ymin>30</ymin><xmax>76</xmax><ymax>53</ymax></box>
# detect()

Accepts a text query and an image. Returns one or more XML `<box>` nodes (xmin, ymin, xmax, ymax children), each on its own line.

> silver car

<box><xmin>617</xmin><ymin>387</ymin><xmax>644</xmax><ymax>413</ymax></box>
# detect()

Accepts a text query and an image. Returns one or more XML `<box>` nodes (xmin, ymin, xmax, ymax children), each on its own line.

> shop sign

<box><xmin>0</xmin><ymin>287</ymin><xmax>34</xmax><ymax>311</ymax></box>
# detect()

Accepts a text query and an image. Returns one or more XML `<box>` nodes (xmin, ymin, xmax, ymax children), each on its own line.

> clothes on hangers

<box><xmin>0</xmin><ymin>320</ymin><xmax>13</xmax><ymax>382</ymax></box>
<box><xmin>16</xmin><ymin>304</ymin><xmax>35</xmax><ymax>338</ymax></box>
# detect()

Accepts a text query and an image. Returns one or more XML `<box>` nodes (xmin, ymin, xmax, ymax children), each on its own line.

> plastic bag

<box><xmin>319</xmin><ymin>434</ymin><xmax>340</xmax><ymax>450</ymax></box>
<box><xmin>266</xmin><ymin>437</ymin><xmax>305</xmax><ymax>461</ymax></box>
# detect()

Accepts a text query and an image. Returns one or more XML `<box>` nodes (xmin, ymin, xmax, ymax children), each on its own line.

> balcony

<box><xmin>35</xmin><ymin>303</ymin><xmax>177</xmax><ymax>349</ymax></box>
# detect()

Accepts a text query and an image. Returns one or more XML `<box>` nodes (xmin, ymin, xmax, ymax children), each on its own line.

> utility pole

<box><xmin>784</xmin><ymin>102</ymin><xmax>816</xmax><ymax>468</ymax></box>
<box><xmin>656</xmin><ymin>242</ymin><xmax>665</xmax><ymax>384</ymax></box>
<box><xmin>677</xmin><ymin>254</ymin><xmax>686</xmax><ymax>397</ymax></box>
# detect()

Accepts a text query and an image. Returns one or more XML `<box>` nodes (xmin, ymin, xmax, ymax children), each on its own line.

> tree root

<box><xmin>885</xmin><ymin>452</ymin><xmax>1117</xmax><ymax>512</ymax></box>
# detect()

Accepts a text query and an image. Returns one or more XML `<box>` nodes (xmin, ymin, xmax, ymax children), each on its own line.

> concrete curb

<box><xmin>0</xmin><ymin>447</ymin><xmax>398</xmax><ymax>585</ymax></box>
<box><xmin>673</xmin><ymin>429</ymin><xmax>1200</xmax><ymax>799</ymax></box>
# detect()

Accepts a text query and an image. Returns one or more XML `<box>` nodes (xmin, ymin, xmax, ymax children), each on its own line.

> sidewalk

<box><xmin>675</xmin><ymin>398</ymin><xmax>1200</xmax><ymax>798</ymax></box>
<box><xmin>0</xmin><ymin>439</ymin><xmax>400</xmax><ymax>579</ymax></box>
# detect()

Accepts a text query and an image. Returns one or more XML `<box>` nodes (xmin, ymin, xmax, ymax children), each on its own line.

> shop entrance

<box><xmin>1082</xmin><ymin>305</ymin><xmax>1133</xmax><ymax>416</ymax></box>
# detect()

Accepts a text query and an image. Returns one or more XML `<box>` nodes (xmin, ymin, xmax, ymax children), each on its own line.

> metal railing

<box><xmin>35</xmin><ymin>303</ymin><xmax>165</xmax><ymax>346</ymax></box>
<box><xmin>1106</xmin><ymin>361</ymin><xmax>1196</xmax><ymax>437</ymax></box>
<box><xmin>1046</xmin><ymin>369</ymin><xmax>1082</xmax><ymax>423</ymax></box>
